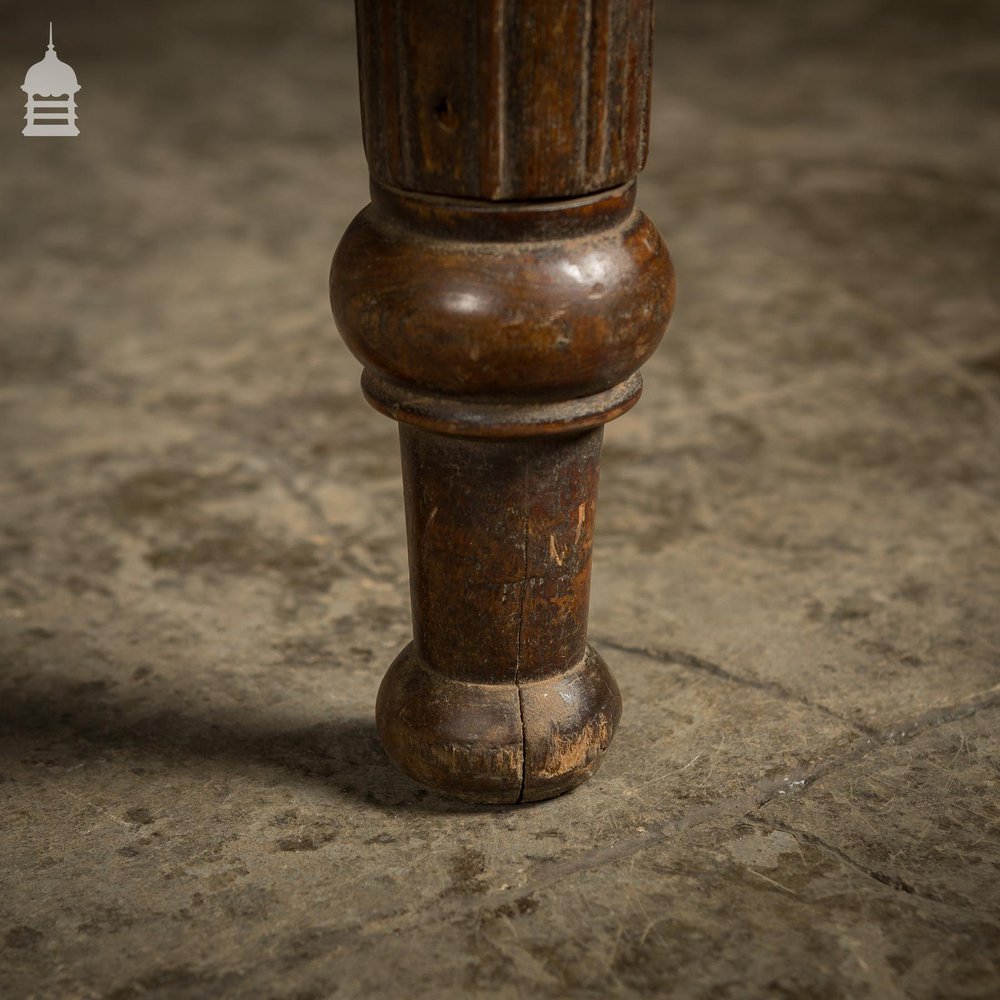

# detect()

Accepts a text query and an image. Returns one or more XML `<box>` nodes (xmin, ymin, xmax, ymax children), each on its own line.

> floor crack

<box><xmin>594</xmin><ymin>636</ymin><xmax>879</xmax><ymax>737</ymax></box>
<box><xmin>360</xmin><ymin>683</ymin><xmax>1000</xmax><ymax>937</ymax></box>
<box><xmin>750</xmin><ymin>816</ymin><xmax>999</xmax><ymax>920</ymax></box>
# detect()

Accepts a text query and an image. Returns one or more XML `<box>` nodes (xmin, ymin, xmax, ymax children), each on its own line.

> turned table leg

<box><xmin>330</xmin><ymin>0</ymin><xmax>674</xmax><ymax>803</ymax></box>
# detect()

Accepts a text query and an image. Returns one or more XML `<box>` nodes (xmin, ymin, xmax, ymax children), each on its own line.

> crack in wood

<box><xmin>515</xmin><ymin>462</ymin><xmax>530</xmax><ymax>804</ymax></box>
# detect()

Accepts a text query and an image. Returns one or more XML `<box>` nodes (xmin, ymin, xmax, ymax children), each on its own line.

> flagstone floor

<box><xmin>1</xmin><ymin>1</ymin><xmax>998</xmax><ymax>997</ymax></box>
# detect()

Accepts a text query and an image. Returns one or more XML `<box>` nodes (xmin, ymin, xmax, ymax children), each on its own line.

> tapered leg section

<box><xmin>401</xmin><ymin>427</ymin><xmax>600</xmax><ymax>687</ymax></box>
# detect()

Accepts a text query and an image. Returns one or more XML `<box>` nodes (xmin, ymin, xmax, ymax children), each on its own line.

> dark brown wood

<box><xmin>354</xmin><ymin>0</ymin><xmax>653</xmax><ymax>199</ymax></box>
<box><xmin>331</xmin><ymin>0</ymin><xmax>674</xmax><ymax>803</ymax></box>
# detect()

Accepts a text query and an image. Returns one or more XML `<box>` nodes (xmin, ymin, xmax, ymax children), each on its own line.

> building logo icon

<box><xmin>22</xmin><ymin>23</ymin><xmax>81</xmax><ymax>137</ymax></box>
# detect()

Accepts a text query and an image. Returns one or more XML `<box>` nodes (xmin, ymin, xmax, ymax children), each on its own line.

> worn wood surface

<box><xmin>330</xmin><ymin>0</ymin><xmax>673</xmax><ymax>802</ymax></box>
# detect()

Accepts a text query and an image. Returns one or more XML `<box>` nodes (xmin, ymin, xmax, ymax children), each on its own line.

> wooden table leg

<box><xmin>330</xmin><ymin>0</ymin><xmax>674</xmax><ymax>803</ymax></box>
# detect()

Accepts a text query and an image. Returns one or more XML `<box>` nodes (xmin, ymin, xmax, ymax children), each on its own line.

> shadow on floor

<box><xmin>0</xmin><ymin>673</ymin><xmax>514</xmax><ymax>817</ymax></box>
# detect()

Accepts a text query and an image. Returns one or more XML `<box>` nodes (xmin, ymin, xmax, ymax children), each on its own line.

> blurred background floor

<box><xmin>1</xmin><ymin>1</ymin><xmax>999</xmax><ymax>997</ymax></box>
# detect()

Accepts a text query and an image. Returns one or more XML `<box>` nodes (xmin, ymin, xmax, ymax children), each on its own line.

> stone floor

<box><xmin>2</xmin><ymin>0</ymin><xmax>999</xmax><ymax>997</ymax></box>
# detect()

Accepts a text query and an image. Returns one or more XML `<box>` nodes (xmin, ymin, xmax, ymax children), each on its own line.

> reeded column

<box><xmin>330</xmin><ymin>0</ymin><xmax>674</xmax><ymax>803</ymax></box>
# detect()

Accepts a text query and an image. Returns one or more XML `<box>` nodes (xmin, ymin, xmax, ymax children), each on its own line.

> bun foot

<box><xmin>376</xmin><ymin>643</ymin><xmax>621</xmax><ymax>804</ymax></box>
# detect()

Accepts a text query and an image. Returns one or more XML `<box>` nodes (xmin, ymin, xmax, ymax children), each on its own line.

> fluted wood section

<box><xmin>355</xmin><ymin>0</ymin><xmax>653</xmax><ymax>200</ymax></box>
